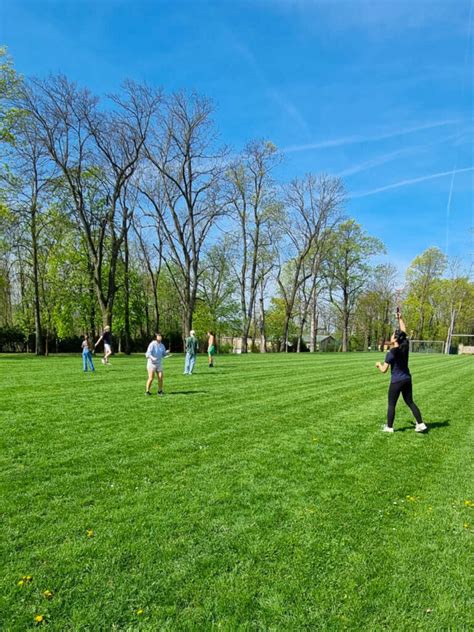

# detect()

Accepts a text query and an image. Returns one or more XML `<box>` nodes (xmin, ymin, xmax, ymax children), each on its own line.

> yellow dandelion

<box><xmin>34</xmin><ymin>614</ymin><xmax>45</xmax><ymax>623</ymax></box>
<box><xmin>464</xmin><ymin>500</ymin><xmax>474</xmax><ymax>508</ymax></box>
<box><xmin>136</xmin><ymin>609</ymin><xmax>144</xmax><ymax>615</ymax></box>
<box><xmin>464</xmin><ymin>523</ymin><xmax>469</xmax><ymax>529</ymax></box>
<box><xmin>18</xmin><ymin>579</ymin><xmax>24</xmax><ymax>587</ymax></box>
<box><xmin>86</xmin><ymin>529</ymin><xmax>94</xmax><ymax>538</ymax></box>
<box><xmin>43</xmin><ymin>589</ymin><xmax>54</xmax><ymax>599</ymax></box>
<box><xmin>406</xmin><ymin>495</ymin><xmax>416</xmax><ymax>502</ymax></box>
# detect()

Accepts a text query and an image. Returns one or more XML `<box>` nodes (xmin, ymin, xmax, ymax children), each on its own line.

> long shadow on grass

<box><xmin>169</xmin><ymin>390</ymin><xmax>208</xmax><ymax>395</ymax></box>
<box><xmin>396</xmin><ymin>420</ymin><xmax>450</xmax><ymax>432</ymax></box>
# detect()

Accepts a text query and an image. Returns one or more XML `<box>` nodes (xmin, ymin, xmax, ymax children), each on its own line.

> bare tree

<box><xmin>142</xmin><ymin>91</ymin><xmax>226</xmax><ymax>336</ymax></box>
<box><xmin>225</xmin><ymin>140</ymin><xmax>281</xmax><ymax>352</ymax></box>
<box><xmin>1</xmin><ymin>114</ymin><xmax>54</xmax><ymax>354</ymax></box>
<box><xmin>277</xmin><ymin>174</ymin><xmax>344</xmax><ymax>351</ymax></box>
<box><xmin>132</xmin><ymin>211</ymin><xmax>163</xmax><ymax>334</ymax></box>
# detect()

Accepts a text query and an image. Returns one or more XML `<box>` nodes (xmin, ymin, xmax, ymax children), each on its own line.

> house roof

<box><xmin>315</xmin><ymin>334</ymin><xmax>335</xmax><ymax>342</ymax></box>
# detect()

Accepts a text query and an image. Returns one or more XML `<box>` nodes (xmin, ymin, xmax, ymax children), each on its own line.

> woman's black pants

<box><xmin>387</xmin><ymin>378</ymin><xmax>423</xmax><ymax>428</ymax></box>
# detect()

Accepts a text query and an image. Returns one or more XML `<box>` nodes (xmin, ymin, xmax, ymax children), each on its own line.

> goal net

<box><xmin>409</xmin><ymin>340</ymin><xmax>445</xmax><ymax>354</ymax></box>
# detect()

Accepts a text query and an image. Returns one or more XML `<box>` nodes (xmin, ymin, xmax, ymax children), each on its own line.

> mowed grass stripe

<box><xmin>1</xmin><ymin>353</ymin><xmax>473</xmax><ymax>630</ymax></box>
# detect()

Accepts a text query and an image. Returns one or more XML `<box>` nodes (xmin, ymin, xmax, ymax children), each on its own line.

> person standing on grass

<box><xmin>375</xmin><ymin>314</ymin><xmax>427</xmax><ymax>433</ymax></box>
<box><xmin>81</xmin><ymin>334</ymin><xmax>95</xmax><ymax>372</ymax></box>
<box><xmin>207</xmin><ymin>331</ymin><xmax>216</xmax><ymax>368</ymax></box>
<box><xmin>145</xmin><ymin>333</ymin><xmax>169</xmax><ymax>396</ymax></box>
<box><xmin>94</xmin><ymin>325</ymin><xmax>112</xmax><ymax>365</ymax></box>
<box><xmin>184</xmin><ymin>329</ymin><xmax>199</xmax><ymax>375</ymax></box>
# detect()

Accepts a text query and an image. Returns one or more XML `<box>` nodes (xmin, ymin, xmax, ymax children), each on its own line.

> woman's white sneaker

<box><xmin>382</xmin><ymin>425</ymin><xmax>394</xmax><ymax>433</ymax></box>
<box><xmin>415</xmin><ymin>422</ymin><xmax>428</xmax><ymax>432</ymax></box>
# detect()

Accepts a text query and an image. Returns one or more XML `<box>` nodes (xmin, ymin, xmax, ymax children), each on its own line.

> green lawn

<box><xmin>1</xmin><ymin>352</ymin><xmax>473</xmax><ymax>631</ymax></box>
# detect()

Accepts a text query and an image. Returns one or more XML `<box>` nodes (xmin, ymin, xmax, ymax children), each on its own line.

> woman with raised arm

<box><xmin>375</xmin><ymin>314</ymin><xmax>427</xmax><ymax>433</ymax></box>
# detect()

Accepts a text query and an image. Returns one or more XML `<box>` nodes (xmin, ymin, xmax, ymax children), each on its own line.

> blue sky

<box><xmin>2</xmin><ymin>0</ymin><xmax>473</xmax><ymax>277</ymax></box>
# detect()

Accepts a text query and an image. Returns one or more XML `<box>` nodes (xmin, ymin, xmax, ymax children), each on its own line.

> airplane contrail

<box><xmin>349</xmin><ymin>166</ymin><xmax>474</xmax><ymax>198</ymax></box>
<box><xmin>282</xmin><ymin>119</ymin><xmax>462</xmax><ymax>154</ymax></box>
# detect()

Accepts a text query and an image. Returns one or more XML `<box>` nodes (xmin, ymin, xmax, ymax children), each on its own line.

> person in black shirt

<box><xmin>375</xmin><ymin>314</ymin><xmax>427</xmax><ymax>433</ymax></box>
<box><xmin>94</xmin><ymin>326</ymin><xmax>112</xmax><ymax>365</ymax></box>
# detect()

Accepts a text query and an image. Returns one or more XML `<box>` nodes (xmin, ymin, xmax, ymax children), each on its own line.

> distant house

<box><xmin>220</xmin><ymin>336</ymin><xmax>267</xmax><ymax>353</ymax></box>
<box><xmin>315</xmin><ymin>334</ymin><xmax>337</xmax><ymax>351</ymax></box>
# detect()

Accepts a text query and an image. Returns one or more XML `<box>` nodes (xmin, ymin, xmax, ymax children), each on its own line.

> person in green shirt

<box><xmin>184</xmin><ymin>329</ymin><xmax>199</xmax><ymax>374</ymax></box>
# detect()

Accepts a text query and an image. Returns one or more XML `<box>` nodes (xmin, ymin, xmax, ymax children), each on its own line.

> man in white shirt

<box><xmin>145</xmin><ymin>333</ymin><xmax>169</xmax><ymax>396</ymax></box>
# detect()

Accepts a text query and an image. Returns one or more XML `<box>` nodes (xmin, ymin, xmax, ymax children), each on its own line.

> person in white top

<box><xmin>145</xmin><ymin>333</ymin><xmax>169</xmax><ymax>396</ymax></box>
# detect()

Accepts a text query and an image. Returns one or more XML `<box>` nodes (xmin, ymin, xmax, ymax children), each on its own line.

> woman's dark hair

<box><xmin>394</xmin><ymin>329</ymin><xmax>409</xmax><ymax>352</ymax></box>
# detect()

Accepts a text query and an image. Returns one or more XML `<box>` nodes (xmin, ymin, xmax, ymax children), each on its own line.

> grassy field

<box><xmin>1</xmin><ymin>352</ymin><xmax>473</xmax><ymax>631</ymax></box>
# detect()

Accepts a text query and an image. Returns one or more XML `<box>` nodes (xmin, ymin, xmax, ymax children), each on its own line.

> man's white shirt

<box><xmin>146</xmin><ymin>341</ymin><xmax>167</xmax><ymax>368</ymax></box>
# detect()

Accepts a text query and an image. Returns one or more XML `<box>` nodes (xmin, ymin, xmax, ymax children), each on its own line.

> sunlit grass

<box><xmin>1</xmin><ymin>352</ymin><xmax>472</xmax><ymax>630</ymax></box>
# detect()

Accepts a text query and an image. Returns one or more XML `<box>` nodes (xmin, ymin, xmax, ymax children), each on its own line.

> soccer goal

<box><xmin>409</xmin><ymin>340</ymin><xmax>445</xmax><ymax>353</ymax></box>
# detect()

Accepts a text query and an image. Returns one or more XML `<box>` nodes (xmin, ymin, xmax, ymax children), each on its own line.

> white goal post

<box><xmin>409</xmin><ymin>340</ymin><xmax>445</xmax><ymax>353</ymax></box>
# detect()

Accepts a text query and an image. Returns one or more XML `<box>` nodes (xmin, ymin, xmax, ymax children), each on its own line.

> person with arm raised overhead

<box><xmin>375</xmin><ymin>313</ymin><xmax>427</xmax><ymax>434</ymax></box>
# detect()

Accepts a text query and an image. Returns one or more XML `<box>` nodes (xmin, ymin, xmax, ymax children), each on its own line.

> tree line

<box><xmin>1</xmin><ymin>48</ymin><xmax>473</xmax><ymax>354</ymax></box>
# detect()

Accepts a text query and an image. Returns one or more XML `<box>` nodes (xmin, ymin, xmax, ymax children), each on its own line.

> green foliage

<box><xmin>265</xmin><ymin>297</ymin><xmax>297</xmax><ymax>346</ymax></box>
<box><xmin>404</xmin><ymin>247</ymin><xmax>448</xmax><ymax>339</ymax></box>
<box><xmin>324</xmin><ymin>219</ymin><xmax>384</xmax><ymax>350</ymax></box>
<box><xmin>198</xmin><ymin>243</ymin><xmax>241</xmax><ymax>335</ymax></box>
<box><xmin>0</xmin><ymin>325</ymin><xmax>25</xmax><ymax>351</ymax></box>
<box><xmin>354</xmin><ymin>263</ymin><xmax>398</xmax><ymax>348</ymax></box>
<box><xmin>0</xmin><ymin>47</ymin><xmax>23</xmax><ymax>145</ymax></box>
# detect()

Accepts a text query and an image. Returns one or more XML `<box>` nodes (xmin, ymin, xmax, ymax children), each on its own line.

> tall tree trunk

<box><xmin>123</xmin><ymin>228</ymin><xmax>131</xmax><ymax>355</ymax></box>
<box><xmin>250</xmin><ymin>302</ymin><xmax>257</xmax><ymax>351</ymax></box>
<box><xmin>86</xmin><ymin>259</ymin><xmax>96</xmax><ymax>337</ymax></box>
<box><xmin>297</xmin><ymin>299</ymin><xmax>307</xmax><ymax>353</ymax></box>
<box><xmin>297</xmin><ymin>317</ymin><xmax>306</xmax><ymax>352</ymax></box>
<box><xmin>144</xmin><ymin>300</ymin><xmax>149</xmax><ymax>338</ymax></box>
<box><xmin>342</xmin><ymin>291</ymin><xmax>349</xmax><ymax>352</ymax></box>
<box><xmin>152</xmin><ymin>274</ymin><xmax>160</xmax><ymax>332</ymax></box>
<box><xmin>281</xmin><ymin>312</ymin><xmax>290</xmax><ymax>353</ymax></box>
<box><xmin>445</xmin><ymin>308</ymin><xmax>456</xmax><ymax>354</ymax></box>
<box><xmin>184</xmin><ymin>305</ymin><xmax>193</xmax><ymax>338</ymax></box>
<box><xmin>309</xmin><ymin>290</ymin><xmax>317</xmax><ymax>352</ymax></box>
<box><xmin>259</xmin><ymin>293</ymin><xmax>266</xmax><ymax>353</ymax></box>
<box><xmin>342</xmin><ymin>314</ymin><xmax>349</xmax><ymax>352</ymax></box>
<box><xmin>30</xmin><ymin>203</ymin><xmax>44</xmax><ymax>355</ymax></box>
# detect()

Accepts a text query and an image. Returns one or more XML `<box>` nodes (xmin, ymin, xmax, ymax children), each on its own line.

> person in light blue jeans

<box><xmin>184</xmin><ymin>329</ymin><xmax>199</xmax><ymax>374</ymax></box>
<box><xmin>81</xmin><ymin>335</ymin><xmax>95</xmax><ymax>372</ymax></box>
